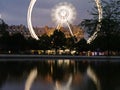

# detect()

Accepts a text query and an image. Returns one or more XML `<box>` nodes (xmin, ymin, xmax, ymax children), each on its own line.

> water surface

<box><xmin>0</xmin><ymin>60</ymin><xmax>120</xmax><ymax>90</ymax></box>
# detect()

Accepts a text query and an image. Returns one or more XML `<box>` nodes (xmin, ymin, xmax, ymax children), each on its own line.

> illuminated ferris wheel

<box><xmin>51</xmin><ymin>2</ymin><xmax>76</xmax><ymax>37</ymax></box>
<box><xmin>27</xmin><ymin>0</ymin><xmax>102</xmax><ymax>44</ymax></box>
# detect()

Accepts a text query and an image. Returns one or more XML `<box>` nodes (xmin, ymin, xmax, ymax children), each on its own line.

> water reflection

<box><xmin>25</xmin><ymin>60</ymin><xmax>98</xmax><ymax>90</ymax></box>
<box><xmin>0</xmin><ymin>60</ymin><xmax>120</xmax><ymax>90</ymax></box>
<box><xmin>25</xmin><ymin>68</ymin><xmax>37</xmax><ymax>90</ymax></box>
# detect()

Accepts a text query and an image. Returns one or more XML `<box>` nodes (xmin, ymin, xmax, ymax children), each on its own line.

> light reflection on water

<box><xmin>0</xmin><ymin>60</ymin><xmax>120</xmax><ymax>90</ymax></box>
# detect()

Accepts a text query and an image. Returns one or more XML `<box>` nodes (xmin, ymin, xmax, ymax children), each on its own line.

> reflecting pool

<box><xmin>0</xmin><ymin>60</ymin><xmax>120</xmax><ymax>90</ymax></box>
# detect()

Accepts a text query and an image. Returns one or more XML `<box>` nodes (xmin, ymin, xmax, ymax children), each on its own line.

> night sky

<box><xmin>0</xmin><ymin>0</ymin><xmax>95</xmax><ymax>27</ymax></box>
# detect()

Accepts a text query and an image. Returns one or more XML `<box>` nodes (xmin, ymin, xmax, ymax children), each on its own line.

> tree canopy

<box><xmin>80</xmin><ymin>0</ymin><xmax>120</xmax><ymax>52</ymax></box>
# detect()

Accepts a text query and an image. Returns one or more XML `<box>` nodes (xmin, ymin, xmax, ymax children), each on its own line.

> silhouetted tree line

<box><xmin>0</xmin><ymin>19</ymin><xmax>88</xmax><ymax>54</ymax></box>
<box><xmin>0</xmin><ymin>18</ymin><xmax>120</xmax><ymax>55</ymax></box>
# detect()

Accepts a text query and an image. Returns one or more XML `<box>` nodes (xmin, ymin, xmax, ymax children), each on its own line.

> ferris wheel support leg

<box><xmin>56</xmin><ymin>23</ymin><xmax>62</xmax><ymax>30</ymax></box>
<box><xmin>66</xmin><ymin>21</ymin><xmax>77</xmax><ymax>43</ymax></box>
<box><xmin>66</xmin><ymin>21</ymin><xmax>74</xmax><ymax>37</ymax></box>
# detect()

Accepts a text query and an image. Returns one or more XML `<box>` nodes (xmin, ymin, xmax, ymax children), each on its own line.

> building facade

<box><xmin>6</xmin><ymin>24</ymin><xmax>84</xmax><ymax>41</ymax></box>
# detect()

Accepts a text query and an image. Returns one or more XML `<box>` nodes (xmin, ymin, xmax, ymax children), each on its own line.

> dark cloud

<box><xmin>0</xmin><ymin>0</ymin><xmax>95</xmax><ymax>26</ymax></box>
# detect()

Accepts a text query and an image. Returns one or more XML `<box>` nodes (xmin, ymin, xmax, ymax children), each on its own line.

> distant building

<box><xmin>71</xmin><ymin>25</ymin><xmax>84</xmax><ymax>41</ymax></box>
<box><xmin>7</xmin><ymin>24</ymin><xmax>30</xmax><ymax>38</ymax></box>
<box><xmin>44</xmin><ymin>25</ymin><xmax>84</xmax><ymax>41</ymax></box>
<box><xmin>6</xmin><ymin>24</ymin><xmax>84</xmax><ymax>41</ymax></box>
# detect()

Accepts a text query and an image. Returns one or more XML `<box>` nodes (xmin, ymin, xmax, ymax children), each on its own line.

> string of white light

<box><xmin>87</xmin><ymin>0</ymin><xmax>103</xmax><ymax>44</ymax></box>
<box><xmin>27</xmin><ymin>0</ymin><xmax>39</xmax><ymax>40</ymax></box>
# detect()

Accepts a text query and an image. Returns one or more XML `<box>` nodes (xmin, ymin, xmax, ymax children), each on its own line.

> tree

<box><xmin>80</xmin><ymin>0</ymin><xmax>120</xmax><ymax>54</ymax></box>
<box><xmin>90</xmin><ymin>35</ymin><xmax>108</xmax><ymax>51</ymax></box>
<box><xmin>0</xmin><ymin>19</ymin><xmax>9</xmax><ymax>36</ymax></box>
<box><xmin>38</xmin><ymin>34</ymin><xmax>51</xmax><ymax>53</ymax></box>
<box><xmin>0</xmin><ymin>19</ymin><xmax>10</xmax><ymax>52</ymax></box>
<box><xmin>66</xmin><ymin>37</ymin><xmax>76</xmax><ymax>51</ymax></box>
<box><xmin>81</xmin><ymin>0</ymin><xmax>120</xmax><ymax>35</ymax></box>
<box><xmin>8</xmin><ymin>33</ymin><xmax>27</xmax><ymax>53</ymax></box>
<box><xmin>75</xmin><ymin>38</ymin><xmax>88</xmax><ymax>53</ymax></box>
<box><xmin>27</xmin><ymin>37</ymin><xmax>39</xmax><ymax>50</ymax></box>
<box><xmin>50</xmin><ymin>29</ymin><xmax>66</xmax><ymax>54</ymax></box>
<box><xmin>0</xmin><ymin>34</ymin><xmax>10</xmax><ymax>52</ymax></box>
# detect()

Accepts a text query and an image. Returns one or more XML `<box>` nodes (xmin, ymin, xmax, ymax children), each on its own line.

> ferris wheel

<box><xmin>27</xmin><ymin>0</ymin><xmax>102</xmax><ymax>44</ymax></box>
<box><xmin>51</xmin><ymin>2</ymin><xmax>76</xmax><ymax>37</ymax></box>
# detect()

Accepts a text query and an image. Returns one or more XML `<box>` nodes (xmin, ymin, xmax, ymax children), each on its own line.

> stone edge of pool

<box><xmin>0</xmin><ymin>55</ymin><xmax>120</xmax><ymax>61</ymax></box>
